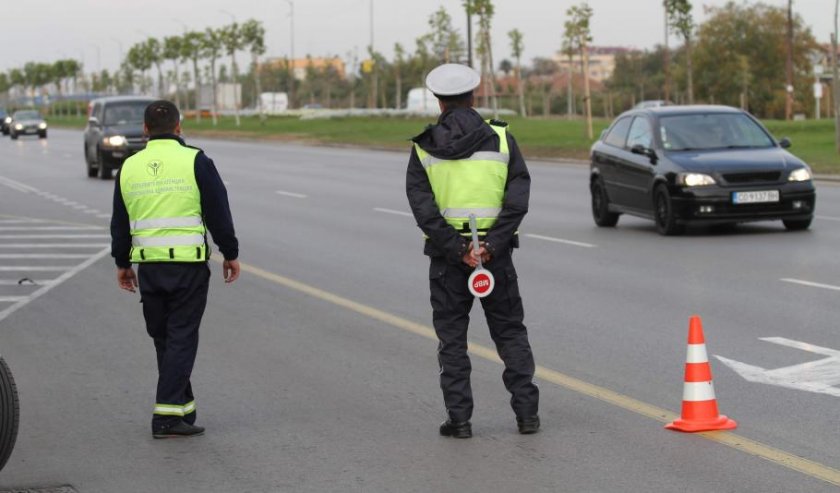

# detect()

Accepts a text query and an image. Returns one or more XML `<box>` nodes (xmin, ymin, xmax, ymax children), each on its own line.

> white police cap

<box><xmin>425</xmin><ymin>63</ymin><xmax>481</xmax><ymax>96</ymax></box>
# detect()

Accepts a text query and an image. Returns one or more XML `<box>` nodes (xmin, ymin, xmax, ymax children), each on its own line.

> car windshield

<box><xmin>103</xmin><ymin>102</ymin><xmax>150</xmax><ymax>125</ymax></box>
<box><xmin>659</xmin><ymin>113</ymin><xmax>775</xmax><ymax>151</ymax></box>
<box><xmin>14</xmin><ymin>111</ymin><xmax>40</xmax><ymax>120</ymax></box>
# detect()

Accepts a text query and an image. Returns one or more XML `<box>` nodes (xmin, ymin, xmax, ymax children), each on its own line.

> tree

<box><xmin>220</xmin><ymin>22</ymin><xmax>244</xmax><ymax>126</ymax></box>
<box><xmin>420</xmin><ymin>6</ymin><xmax>466</xmax><ymax>63</ymax></box>
<box><xmin>241</xmin><ymin>19</ymin><xmax>266</xmax><ymax>117</ymax></box>
<box><xmin>469</xmin><ymin>0</ymin><xmax>498</xmax><ymax>116</ymax></box>
<box><xmin>127</xmin><ymin>42</ymin><xmax>153</xmax><ymax>93</ymax></box>
<box><xmin>833</xmin><ymin>0</ymin><xmax>839</xmax><ymax>153</ymax></box>
<box><xmin>393</xmin><ymin>43</ymin><xmax>406</xmax><ymax>109</ymax></box>
<box><xmin>508</xmin><ymin>29</ymin><xmax>526</xmax><ymax>116</ymax></box>
<box><xmin>565</xmin><ymin>3</ymin><xmax>594</xmax><ymax>139</ymax></box>
<box><xmin>693</xmin><ymin>2</ymin><xmax>818</xmax><ymax>118</ymax></box>
<box><xmin>144</xmin><ymin>38</ymin><xmax>165</xmax><ymax>98</ymax></box>
<box><xmin>180</xmin><ymin>31</ymin><xmax>205</xmax><ymax>121</ymax></box>
<box><xmin>163</xmin><ymin>36</ymin><xmax>183</xmax><ymax>107</ymax></box>
<box><xmin>0</xmin><ymin>73</ymin><xmax>10</xmax><ymax>104</ymax></box>
<box><xmin>201</xmin><ymin>27</ymin><xmax>223</xmax><ymax>125</ymax></box>
<box><xmin>666</xmin><ymin>0</ymin><xmax>695</xmax><ymax>103</ymax></box>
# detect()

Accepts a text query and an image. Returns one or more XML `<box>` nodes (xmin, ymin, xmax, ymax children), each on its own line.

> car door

<box><xmin>596</xmin><ymin>116</ymin><xmax>633</xmax><ymax>207</ymax></box>
<box><xmin>615</xmin><ymin>116</ymin><xmax>658</xmax><ymax>212</ymax></box>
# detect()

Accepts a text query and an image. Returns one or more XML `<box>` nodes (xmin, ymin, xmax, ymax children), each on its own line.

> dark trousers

<box><xmin>138</xmin><ymin>262</ymin><xmax>210</xmax><ymax>430</ymax></box>
<box><xmin>429</xmin><ymin>252</ymin><xmax>539</xmax><ymax>422</ymax></box>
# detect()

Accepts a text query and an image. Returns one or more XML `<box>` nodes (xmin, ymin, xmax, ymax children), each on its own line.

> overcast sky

<box><xmin>1</xmin><ymin>0</ymin><xmax>833</xmax><ymax>74</ymax></box>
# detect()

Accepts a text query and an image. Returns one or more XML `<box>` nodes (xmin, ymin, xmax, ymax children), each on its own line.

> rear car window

<box><xmin>103</xmin><ymin>102</ymin><xmax>151</xmax><ymax>126</ymax></box>
<box><xmin>603</xmin><ymin>116</ymin><xmax>632</xmax><ymax>148</ymax></box>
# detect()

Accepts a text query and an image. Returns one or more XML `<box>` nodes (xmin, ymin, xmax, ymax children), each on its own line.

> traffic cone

<box><xmin>666</xmin><ymin>315</ymin><xmax>737</xmax><ymax>433</ymax></box>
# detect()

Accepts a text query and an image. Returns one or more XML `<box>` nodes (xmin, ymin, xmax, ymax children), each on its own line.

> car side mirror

<box><xmin>88</xmin><ymin>117</ymin><xmax>100</xmax><ymax>127</ymax></box>
<box><xmin>631</xmin><ymin>144</ymin><xmax>658</xmax><ymax>164</ymax></box>
<box><xmin>779</xmin><ymin>137</ymin><xmax>792</xmax><ymax>149</ymax></box>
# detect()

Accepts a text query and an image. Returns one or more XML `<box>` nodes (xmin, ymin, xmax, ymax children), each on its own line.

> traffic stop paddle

<box><xmin>467</xmin><ymin>214</ymin><xmax>494</xmax><ymax>298</ymax></box>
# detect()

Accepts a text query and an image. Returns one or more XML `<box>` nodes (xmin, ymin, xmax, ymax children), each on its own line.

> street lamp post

<box><xmin>285</xmin><ymin>0</ymin><xmax>295</xmax><ymax>109</ymax></box>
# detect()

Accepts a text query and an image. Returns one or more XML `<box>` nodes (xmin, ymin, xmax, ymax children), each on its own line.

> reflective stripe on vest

<box><xmin>416</xmin><ymin>123</ymin><xmax>509</xmax><ymax>235</ymax></box>
<box><xmin>120</xmin><ymin>139</ymin><xmax>206</xmax><ymax>263</ymax></box>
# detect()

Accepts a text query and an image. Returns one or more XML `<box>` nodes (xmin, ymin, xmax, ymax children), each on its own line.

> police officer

<box><xmin>111</xmin><ymin>100</ymin><xmax>240</xmax><ymax>438</ymax></box>
<box><xmin>406</xmin><ymin>64</ymin><xmax>539</xmax><ymax>438</ymax></box>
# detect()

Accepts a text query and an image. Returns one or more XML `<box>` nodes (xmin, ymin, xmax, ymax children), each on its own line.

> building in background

<box><xmin>262</xmin><ymin>57</ymin><xmax>346</xmax><ymax>81</ymax></box>
<box><xmin>555</xmin><ymin>46</ymin><xmax>633</xmax><ymax>83</ymax></box>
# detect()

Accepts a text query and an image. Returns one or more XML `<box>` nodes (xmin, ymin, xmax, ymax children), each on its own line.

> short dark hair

<box><xmin>436</xmin><ymin>91</ymin><xmax>474</xmax><ymax>111</ymax></box>
<box><xmin>144</xmin><ymin>100</ymin><xmax>180</xmax><ymax>135</ymax></box>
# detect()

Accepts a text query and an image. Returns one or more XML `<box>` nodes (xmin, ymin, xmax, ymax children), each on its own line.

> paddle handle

<box><xmin>468</xmin><ymin>214</ymin><xmax>483</xmax><ymax>269</ymax></box>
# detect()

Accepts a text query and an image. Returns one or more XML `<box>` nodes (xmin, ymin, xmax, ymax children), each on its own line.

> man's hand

<box><xmin>117</xmin><ymin>267</ymin><xmax>138</xmax><ymax>293</ymax></box>
<box><xmin>223</xmin><ymin>259</ymin><xmax>240</xmax><ymax>284</ymax></box>
<box><xmin>461</xmin><ymin>243</ymin><xmax>492</xmax><ymax>268</ymax></box>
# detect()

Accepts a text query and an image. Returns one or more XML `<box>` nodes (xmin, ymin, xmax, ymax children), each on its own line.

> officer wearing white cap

<box><xmin>406</xmin><ymin>63</ymin><xmax>540</xmax><ymax>438</ymax></box>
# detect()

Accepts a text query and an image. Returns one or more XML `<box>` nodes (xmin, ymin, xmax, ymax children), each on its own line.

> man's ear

<box><xmin>174</xmin><ymin>121</ymin><xmax>182</xmax><ymax>136</ymax></box>
<box><xmin>143</xmin><ymin>123</ymin><xmax>150</xmax><ymax>136</ymax></box>
<box><xmin>438</xmin><ymin>100</ymin><xmax>445</xmax><ymax>112</ymax></box>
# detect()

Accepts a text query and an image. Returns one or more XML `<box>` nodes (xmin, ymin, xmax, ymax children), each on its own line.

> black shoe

<box><xmin>153</xmin><ymin>421</ymin><xmax>205</xmax><ymax>439</ymax></box>
<box><xmin>516</xmin><ymin>416</ymin><xmax>540</xmax><ymax>434</ymax></box>
<box><xmin>439</xmin><ymin>419</ymin><xmax>472</xmax><ymax>438</ymax></box>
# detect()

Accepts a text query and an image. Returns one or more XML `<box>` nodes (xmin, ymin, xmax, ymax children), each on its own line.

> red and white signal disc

<box><xmin>468</xmin><ymin>269</ymin><xmax>494</xmax><ymax>298</ymax></box>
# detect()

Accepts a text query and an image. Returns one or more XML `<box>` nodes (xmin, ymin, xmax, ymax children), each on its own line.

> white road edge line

<box><xmin>0</xmin><ymin>235</ymin><xmax>111</xmax><ymax>239</ymax></box>
<box><xmin>0</xmin><ymin>297</ymin><xmax>27</xmax><ymax>303</ymax></box>
<box><xmin>815</xmin><ymin>215</ymin><xmax>840</xmax><ymax>222</ymax></box>
<box><xmin>275</xmin><ymin>190</ymin><xmax>308</xmax><ymax>198</ymax></box>
<box><xmin>525</xmin><ymin>233</ymin><xmax>597</xmax><ymax>248</ymax></box>
<box><xmin>780</xmin><ymin>278</ymin><xmax>840</xmax><ymax>292</ymax></box>
<box><xmin>0</xmin><ymin>244</ymin><xmax>109</xmax><ymax>249</ymax></box>
<box><xmin>0</xmin><ymin>226</ymin><xmax>103</xmax><ymax>231</ymax></box>
<box><xmin>373</xmin><ymin>208</ymin><xmax>413</xmax><ymax>217</ymax></box>
<box><xmin>0</xmin><ymin>280</ymin><xmax>55</xmax><ymax>286</ymax></box>
<box><xmin>0</xmin><ymin>267</ymin><xmax>77</xmax><ymax>271</ymax></box>
<box><xmin>0</xmin><ymin>247</ymin><xmax>110</xmax><ymax>323</ymax></box>
<box><xmin>0</xmin><ymin>254</ymin><xmax>94</xmax><ymax>259</ymax></box>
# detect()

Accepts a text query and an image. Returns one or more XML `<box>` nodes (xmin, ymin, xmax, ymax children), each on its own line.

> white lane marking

<box><xmin>97</xmin><ymin>214</ymin><xmax>112</xmax><ymax>219</ymax></box>
<box><xmin>373</xmin><ymin>208</ymin><xmax>413</xmax><ymax>217</ymax></box>
<box><xmin>0</xmin><ymin>234</ymin><xmax>110</xmax><ymax>239</ymax></box>
<box><xmin>0</xmin><ymin>244</ymin><xmax>109</xmax><ymax>249</ymax></box>
<box><xmin>0</xmin><ymin>226</ymin><xmax>103</xmax><ymax>231</ymax></box>
<box><xmin>525</xmin><ymin>233</ymin><xmax>597</xmax><ymax>248</ymax></box>
<box><xmin>275</xmin><ymin>190</ymin><xmax>308</xmax><ymax>198</ymax></box>
<box><xmin>716</xmin><ymin>338</ymin><xmax>840</xmax><ymax>398</ymax></box>
<box><xmin>780</xmin><ymin>278</ymin><xmax>840</xmax><ymax>292</ymax></box>
<box><xmin>0</xmin><ymin>219</ymin><xmax>43</xmax><ymax>224</ymax></box>
<box><xmin>84</xmin><ymin>210</ymin><xmax>101</xmax><ymax>215</ymax></box>
<box><xmin>815</xmin><ymin>215</ymin><xmax>840</xmax><ymax>222</ymax></box>
<box><xmin>0</xmin><ymin>280</ymin><xmax>54</xmax><ymax>286</ymax></box>
<box><xmin>0</xmin><ymin>266</ymin><xmax>76</xmax><ymax>271</ymax></box>
<box><xmin>0</xmin><ymin>297</ymin><xmax>27</xmax><ymax>303</ymax></box>
<box><xmin>0</xmin><ymin>176</ymin><xmax>38</xmax><ymax>193</ymax></box>
<box><xmin>0</xmin><ymin>247</ymin><xmax>111</xmax><ymax>323</ymax></box>
<box><xmin>0</xmin><ymin>254</ymin><xmax>93</xmax><ymax>259</ymax></box>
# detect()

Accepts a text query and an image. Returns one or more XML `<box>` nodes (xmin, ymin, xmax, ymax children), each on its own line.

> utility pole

<box><xmin>663</xmin><ymin>0</ymin><xmax>671</xmax><ymax>102</ymax></box>
<box><xmin>785</xmin><ymin>0</ymin><xmax>794</xmax><ymax>120</ymax></box>
<box><xmin>285</xmin><ymin>0</ymin><xmax>295</xmax><ymax>109</ymax></box>
<box><xmin>833</xmin><ymin>0</ymin><xmax>839</xmax><ymax>153</ymax></box>
<box><xmin>466</xmin><ymin>1</ymin><xmax>473</xmax><ymax>68</ymax></box>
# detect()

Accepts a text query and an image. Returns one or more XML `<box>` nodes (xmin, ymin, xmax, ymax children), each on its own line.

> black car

<box><xmin>589</xmin><ymin>105</ymin><xmax>816</xmax><ymax>235</ymax></box>
<box><xmin>0</xmin><ymin>108</ymin><xmax>9</xmax><ymax>135</ymax></box>
<box><xmin>8</xmin><ymin>110</ymin><xmax>47</xmax><ymax>140</ymax></box>
<box><xmin>83</xmin><ymin>96</ymin><xmax>155</xmax><ymax>179</ymax></box>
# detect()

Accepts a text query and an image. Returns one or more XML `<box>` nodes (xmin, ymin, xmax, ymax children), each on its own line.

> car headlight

<box><xmin>14</xmin><ymin>124</ymin><xmax>23</xmax><ymax>131</ymax></box>
<box><xmin>678</xmin><ymin>173</ymin><xmax>716</xmax><ymax>187</ymax></box>
<box><xmin>788</xmin><ymin>168</ymin><xmax>811</xmax><ymax>182</ymax></box>
<box><xmin>3</xmin><ymin>117</ymin><xmax>10</xmax><ymax>124</ymax></box>
<box><xmin>38</xmin><ymin>122</ymin><xmax>47</xmax><ymax>129</ymax></box>
<box><xmin>103</xmin><ymin>135</ymin><xmax>127</xmax><ymax>147</ymax></box>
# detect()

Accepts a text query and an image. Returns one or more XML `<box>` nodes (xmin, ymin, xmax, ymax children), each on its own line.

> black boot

<box><xmin>439</xmin><ymin>419</ymin><xmax>472</xmax><ymax>439</ymax></box>
<box><xmin>153</xmin><ymin>421</ymin><xmax>205</xmax><ymax>439</ymax></box>
<box><xmin>516</xmin><ymin>416</ymin><xmax>540</xmax><ymax>434</ymax></box>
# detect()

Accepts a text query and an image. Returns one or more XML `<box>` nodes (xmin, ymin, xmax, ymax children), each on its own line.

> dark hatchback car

<box><xmin>589</xmin><ymin>105</ymin><xmax>816</xmax><ymax>235</ymax></box>
<box><xmin>8</xmin><ymin>110</ymin><xmax>47</xmax><ymax>139</ymax></box>
<box><xmin>83</xmin><ymin>96</ymin><xmax>155</xmax><ymax>179</ymax></box>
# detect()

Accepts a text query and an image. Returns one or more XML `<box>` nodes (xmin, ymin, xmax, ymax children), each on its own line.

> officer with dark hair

<box><xmin>406</xmin><ymin>64</ymin><xmax>540</xmax><ymax>438</ymax></box>
<box><xmin>111</xmin><ymin>100</ymin><xmax>240</xmax><ymax>438</ymax></box>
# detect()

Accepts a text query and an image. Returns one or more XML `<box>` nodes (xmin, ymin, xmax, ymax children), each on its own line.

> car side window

<box><xmin>603</xmin><ymin>117</ymin><xmax>632</xmax><ymax>148</ymax></box>
<box><xmin>92</xmin><ymin>103</ymin><xmax>102</xmax><ymax>121</ymax></box>
<box><xmin>627</xmin><ymin>117</ymin><xmax>653</xmax><ymax>149</ymax></box>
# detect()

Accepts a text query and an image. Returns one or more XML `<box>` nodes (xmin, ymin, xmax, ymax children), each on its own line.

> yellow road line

<box><xmin>224</xmin><ymin>258</ymin><xmax>840</xmax><ymax>487</ymax></box>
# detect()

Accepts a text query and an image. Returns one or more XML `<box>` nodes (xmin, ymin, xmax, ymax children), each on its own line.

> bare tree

<box><xmin>469</xmin><ymin>0</ymin><xmax>498</xmax><ymax>117</ymax></box>
<box><xmin>508</xmin><ymin>29</ymin><xmax>526</xmax><ymax>116</ymax></box>
<box><xmin>565</xmin><ymin>3</ymin><xmax>594</xmax><ymax>138</ymax></box>
<box><xmin>180</xmin><ymin>31</ymin><xmax>205</xmax><ymax>122</ymax></box>
<box><xmin>666</xmin><ymin>0</ymin><xmax>695</xmax><ymax>103</ymax></box>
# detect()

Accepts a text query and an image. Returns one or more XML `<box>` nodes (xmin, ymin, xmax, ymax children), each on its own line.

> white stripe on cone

<box><xmin>682</xmin><ymin>381</ymin><xmax>717</xmax><ymax>402</ymax></box>
<box><xmin>686</xmin><ymin>344</ymin><xmax>709</xmax><ymax>363</ymax></box>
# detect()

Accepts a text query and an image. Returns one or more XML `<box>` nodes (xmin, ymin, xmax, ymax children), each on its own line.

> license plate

<box><xmin>732</xmin><ymin>190</ymin><xmax>779</xmax><ymax>204</ymax></box>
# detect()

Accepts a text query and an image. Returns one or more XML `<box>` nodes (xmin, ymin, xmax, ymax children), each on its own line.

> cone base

<box><xmin>665</xmin><ymin>415</ymin><xmax>738</xmax><ymax>433</ymax></box>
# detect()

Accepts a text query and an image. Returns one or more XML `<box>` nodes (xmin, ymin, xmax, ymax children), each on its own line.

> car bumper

<box><xmin>671</xmin><ymin>181</ymin><xmax>816</xmax><ymax>225</ymax></box>
<box><xmin>14</xmin><ymin>126</ymin><xmax>44</xmax><ymax>134</ymax></box>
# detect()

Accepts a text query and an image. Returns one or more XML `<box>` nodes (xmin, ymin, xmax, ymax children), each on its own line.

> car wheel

<box><xmin>591</xmin><ymin>178</ymin><xmax>619</xmax><ymax>227</ymax></box>
<box><xmin>97</xmin><ymin>149</ymin><xmax>112</xmax><ymax>180</ymax></box>
<box><xmin>783</xmin><ymin>218</ymin><xmax>812</xmax><ymax>231</ymax></box>
<box><xmin>38</xmin><ymin>131</ymin><xmax>47</xmax><ymax>139</ymax></box>
<box><xmin>654</xmin><ymin>185</ymin><xmax>684</xmax><ymax>236</ymax></box>
<box><xmin>0</xmin><ymin>357</ymin><xmax>20</xmax><ymax>472</ymax></box>
<box><xmin>9</xmin><ymin>132</ymin><xmax>17</xmax><ymax>140</ymax></box>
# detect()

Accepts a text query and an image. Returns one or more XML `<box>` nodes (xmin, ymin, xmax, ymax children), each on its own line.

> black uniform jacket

<box><xmin>110</xmin><ymin>134</ymin><xmax>239</xmax><ymax>269</ymax></box>
<box><xmin>406</xmin><ymin>107</ymin><xmax>530</xmax><ymax>262</ymax></box>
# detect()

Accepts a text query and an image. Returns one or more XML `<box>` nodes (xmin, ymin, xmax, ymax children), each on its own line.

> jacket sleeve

<box><xmin>110</xmin><ymin>170</ymin><xmax>132</xmax><ymax>268</ymax></box>
<box><xmin>195</xmin><ymin>153</ymin><xmax>239</xmax><ymax>261</ymax></box>
<box><xmin>405</xmin><ymin>146</ymin><xmax>467</xmax><ymax>262</ymax></box>
<box><xmin>484</xmin><ymin>132</ymin><xmax>530</xmax><ymax>255</ymax></box>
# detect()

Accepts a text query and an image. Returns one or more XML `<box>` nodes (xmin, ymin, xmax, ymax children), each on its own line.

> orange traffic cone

<box><xmin>666</xmin><ymin>315</ymin><xmax>737</xmax><ymax>433</ymax></box>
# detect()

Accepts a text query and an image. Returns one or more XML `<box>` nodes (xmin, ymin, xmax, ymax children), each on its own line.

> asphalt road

<box><xmin>0</xmin><ymin>129</ymin><xmax>838</xmax><ymax>492</ymax></box>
